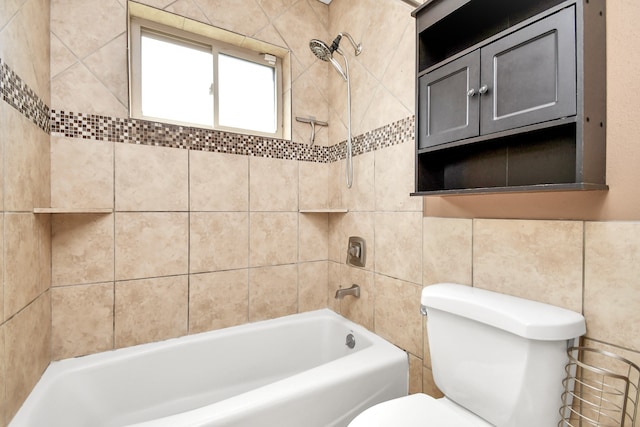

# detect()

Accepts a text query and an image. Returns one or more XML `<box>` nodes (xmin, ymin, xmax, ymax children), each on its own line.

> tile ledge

<box><xmin>34</xmin><ymin>208</ymin><xmax>113</xmax><ymax>214</ymax></box>
<box><xmin>299</xmin><ymin>208</ymin><xmax>348</xmax><ymax>213</ymax></box>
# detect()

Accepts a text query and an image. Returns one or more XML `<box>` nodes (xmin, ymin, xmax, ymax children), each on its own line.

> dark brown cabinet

<box><xmin>412</xmin><ymin>0</ymin><xmax>607</xmax><ymax>195</ymax></box>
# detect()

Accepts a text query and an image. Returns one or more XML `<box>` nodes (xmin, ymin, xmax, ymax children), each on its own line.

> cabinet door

<box><xmin>480</xmin><ymin>6</ymin><xmax>576</xmax><ymax>135</ymax></box>
<box><xmin>418</xmin><ymin>50</ymin><xmax>480</xmax><ymax>149</ymax></box>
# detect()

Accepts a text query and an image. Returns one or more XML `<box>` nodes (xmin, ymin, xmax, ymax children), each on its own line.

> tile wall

<box><xmin>0</xmin><ymin>0</ymin><xmax>51</xmax><ymax>424</ymax></box>
<box><xmin>1</xmin><ymin>0</ymin><xmax>640</xmax><ymax>425</ymax></box>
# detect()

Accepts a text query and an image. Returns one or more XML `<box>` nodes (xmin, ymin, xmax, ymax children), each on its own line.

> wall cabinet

<box><xmin>412</xmin><ymin>0</ymin><xmax>606</xmax><ymax>195</ymax></box>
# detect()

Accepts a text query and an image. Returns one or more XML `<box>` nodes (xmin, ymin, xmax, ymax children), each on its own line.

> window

<box><xmin>130</xmin><ymin>17</ymin><xmax>283</xmax><ymax>138</ymax></box>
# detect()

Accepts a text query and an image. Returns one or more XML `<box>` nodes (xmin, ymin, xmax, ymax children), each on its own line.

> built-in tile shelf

<box><xmin>299</xmin><ymin>208</ymin><xmax>348</xmax><ymax>213</ymax></box>
<box><xmin>34</xmin><ymin>208</ymin><xmax>113</xmax><ymax>214</ymax></box>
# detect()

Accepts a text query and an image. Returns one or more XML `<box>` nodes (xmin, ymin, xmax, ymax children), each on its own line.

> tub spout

<box><xmin>335</xmin><ymin>284</ymin><xmax>360</xmax><ymax>299</ymax></box>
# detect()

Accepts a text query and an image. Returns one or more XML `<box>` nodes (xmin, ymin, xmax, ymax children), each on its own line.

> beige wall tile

<box><xmin>51</xmin><ymin>0</ymin><xmax>125</xmax><ymax>59</ymax></box>
<box><xmin>51</xmin><ymin>61</ymin><xmax>128</xmax><ymax>117</ymax></box>
<box><xmin>422</xmin><ymin>366</ymin><xmax>444</xmax><ymax>398</ymax></box>
<box><xmin>189</xmin><ymin>270</ymin><xmax>249</xmax><ymax>334</ymax></box>
<box><xmin>0</xmin><ymin>0</ymin><xmax>50</xmax><ymax>101</ymax></box>
<box><xmin>380</xmin><ymin>22</ymin><xmax>416</xmax><ymax>116</ymax></box>
<box><xmin>374</xmin><ymin>274</ymin><xmax>423</xmax><ymax>356</ymax></box>
<box><xmin>52</xmin><ymin>283</ymin><xmax>114</xmax><ymax>360</ymax></box>
<box><xmin>0</xmin><ymin>215</ymin><xmax>3</xmax><ymax>322</ymax></box>
<box><xmin>52</xmin><ymin>214</ymin><xmax>114</xmax><ymax>286</ymax></box>
<box><xmin>4</xmin><ymin>214</ymin><xmax>46</xmax><ymax>319</ymax></box>
<box><xmin>5</xmin><ymin>293</ymin><xmax>50</xmax><ymax>422</ymax></box>
<box><xmin>298</xmin><ymin>261</ymin><xmax>328</xmax><ymax>312</ymax></box>
<box><xmin>423</xmin><ymin>217</ymin><xmax>472</xmax><ymax>286</ymax></box>
<box><xmin>272</xmin><ymin>0</ymin><xmax>328</xmax><ymax>70</ymax></box>
<box><xmin>249</xmin><ymin>264</ymin><xmax>298</xmax><ymax>322</ymax></box>
<box><xmin>299</xmin><ymin>160</ymin><xmax>329</xmax><ymax>209</ymax></box>
<box><xmin>375</xmin><ymin>142</ymin><xmax>421</xmax><ymax>212</ymax></box>
<box><xmin>585</xmin><ymin>222</ymin><xmax>640</xmax><ymax>352</ymax></box>
<box><xmin>115</xmin><ymin>212</ymin><xmax>189</xmax><ymax>280</ymax></box>
<box><xmin>115</xmin><ymin>144</ymin><xmax>188</xmax><ymax>211</ymax></box>
<box><xmin>115</xmin><ymin>275</ymin><xmax>188</xmax><ymax>348</ymax></box>
<box><xmin>249</xmin><ymin>212</ymin><xmax>297</xmax><ymax>267</ymax></box>
<box><xmin>374</xmin><ymin>212</ymin><xmax>423</xmax><ymax>285</ymax></box>
<box><xmin>473</xmin><ymin>219</ymin><xmax>583</xmax><ymax>312</ymax></box>
<box><xmin>0</xmin><ymin>324</ymin><xmax>4</xmax><ymax>426</ymax></box>
<box><xmin>189</xmin><ymin>151</ymin><xmax>248</xmax><ymax>212</ymax></box>
<box><xmin>299</xmin><ymin>213</ymin><xmax>329</xmax><ymax>262</ymax></box>
<box><xmin>196</xmin><ymin>0</ymin><xmax>268</xmax><ymax>37</ymax></box>
<box><xmin>341</xmin><ymin>152</ymin><xmax>375</xmax><ymax>212</ymax></box>
<box><xmin>409</xmin><ymin>353</ymin><xmax>423</xmax><ymax>395</ymax></box>
<box><xmin>338</xmin><ymin>265</ymin><xmax>374</xmax><ymax>330</ymax></box>
<box><xmin>83</xmin><ymin>32</ymin><xmax>128</xmax><ymax>106</ymax></box>
<box><xmin>51</xmin><ymin>137</ymin><xmax>113</xmax><ymax>209</ymax></box>
<box><xmin>327</xmin><ymin>160</ymin><xmax>344</xmax><ymax>209</ymax></box>
<box><xmin>0</xmin><ymin>109</ymin><xmax>4</xmax><ymax>212</ymax></box>
<box><xmin>190</xmin><ymin>212</ymin><xmax>249</xmax><ymax>273</ymax></box>
<box><xmin>328</xmin><ymin>213</ymin><xmax>344</xmax><ymax>263</ymax></box>
<box><xmin>3</xmin><ymin>106</ymin><xmax>50</xmax><ymax>211</ymax></box>
<box><xmin>249</xmin><ymin>157</ymin><xmax>298</xmax><ymax>212</ymax></box>
<box><xmin>37</xmin><ymin>213</ymin><xmax>51</xmax><ymax>294</ymax></box>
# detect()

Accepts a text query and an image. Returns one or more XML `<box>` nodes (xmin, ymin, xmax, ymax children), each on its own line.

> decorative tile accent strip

<box><xmin>1</xmin><ymin>55</ymin><xmax>414</xmax><ymax>162</ymax></box>
<box><xmin>50</xmin><ymin>110</ymin><xmax>415</xmax><ymax>163</ymax></box>
<box><xmin>50</xmin><ymin>110</ymin><xmax>333</xmax><ymax>162</ymax></box>
<box><xmin>0</xmin><ymin>59</ymin><xmax>50</xmax><ymax>133</ymax></box>
<box><xmin>328</xmin><ymin>115</ymin><xmax>415</xmax><ymax>162</ymax></box>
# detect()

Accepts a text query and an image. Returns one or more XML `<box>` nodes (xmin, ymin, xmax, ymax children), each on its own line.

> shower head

<box><xmin>309</xmin><ymin>37</ymin><xmax>347</xmax><ymax>80</ymax></box>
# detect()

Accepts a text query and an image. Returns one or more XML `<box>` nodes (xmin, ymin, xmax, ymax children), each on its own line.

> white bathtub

<box><xmin>10</xmin><ymin>309</ymin><xmax>408</xmax><ymax>427</ymax></box>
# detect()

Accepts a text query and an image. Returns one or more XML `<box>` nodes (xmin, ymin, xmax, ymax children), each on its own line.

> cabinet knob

<box><xmin>479</xmin><ymin>84</ymin><xmax>489</xmax><ymax>94</ymax></box>
<box><xmin>467</xmin><ymin>88</ymin><xmax>476</xmax><ymax>97</ymax></box>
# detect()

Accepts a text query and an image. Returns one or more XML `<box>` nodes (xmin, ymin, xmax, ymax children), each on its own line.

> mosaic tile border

<box><xmin>0</xmin><ymin>59</ymin><xmax>50</xmax><ymax>133</ymax></box>
<box><xmin>50</xmin><ymin>111</ymin><xmax>415</xmax><ymax>163</ymax></box>
<box><xmin>2</xmin><ymin>56</ymin><xmax>414</xmax><ymax>162</ymax></box>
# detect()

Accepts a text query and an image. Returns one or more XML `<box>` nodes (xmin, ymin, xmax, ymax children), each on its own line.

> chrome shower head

<box><xmin>309</xmin><ymin>39</ymin><xmax>332</xmax><ymax>62</ymax></box>
<box><xmin>309</xmin><ymin>37</ymin><xmax>347</xmax><ymax>80</ymax></box>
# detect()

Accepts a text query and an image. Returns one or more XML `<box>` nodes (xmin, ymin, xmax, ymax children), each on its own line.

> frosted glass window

<box><xmin>141</xmin><ymin>33</ymin><xmax>213</xmax><ymax>127</ymax></box>
<box><xmin>218</xmin><ymin>54</ymin><xmax>277</xmax><ymax>134</ymax></box>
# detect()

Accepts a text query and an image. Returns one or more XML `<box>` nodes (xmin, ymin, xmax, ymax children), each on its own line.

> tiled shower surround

<box><xmin>2</xmin><ymin>0</ymin><xmax>640</xmax><ymax>426</ymax></box>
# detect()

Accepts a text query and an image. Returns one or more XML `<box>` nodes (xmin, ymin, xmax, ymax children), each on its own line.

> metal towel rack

<box><xmin>559</xmin><ymin>347</ymin><xmax>640</xmax><ymax>427</ymax></box>
<box><xmin>295</xmin><ymin>117</ymin><xmax>328</xmax><ymax>146</ymax></box>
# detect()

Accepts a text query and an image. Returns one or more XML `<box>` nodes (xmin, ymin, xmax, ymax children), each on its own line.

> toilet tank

<box><xmin>422</xmin><ymin>283</ymin><xmax>585</xmax><ymax>427</ymax></box>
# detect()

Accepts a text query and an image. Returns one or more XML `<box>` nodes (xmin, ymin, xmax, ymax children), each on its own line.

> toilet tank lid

<box><xmin>421</xmin><ymin>283</ymin><xmax>586</xmax><ymax>341</ymax></box>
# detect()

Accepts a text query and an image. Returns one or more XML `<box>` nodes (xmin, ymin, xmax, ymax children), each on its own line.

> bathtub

<box><xmin>10</xmin><ymin>309</ymin><xmax>408</xmax><ymax>427</ymax></box>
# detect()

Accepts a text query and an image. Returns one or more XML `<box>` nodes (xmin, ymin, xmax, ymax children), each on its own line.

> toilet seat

<box><xmin>348</xmin><ymin>393</ymin><xmax>493</xmax><ymax>427</ymax></box>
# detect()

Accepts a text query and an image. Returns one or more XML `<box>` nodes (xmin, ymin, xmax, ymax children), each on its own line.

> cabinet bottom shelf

<box><xmin>412</xmin><ymin>182</ymin><xmax>608</xmax><ymax>197</ymax></box>
<box><xmin>414</xmin><ymin>123</ymin><xmax>607</xmax><ymax>195</ymax></box>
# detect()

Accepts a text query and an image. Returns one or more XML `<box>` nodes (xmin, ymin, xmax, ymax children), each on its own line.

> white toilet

<box><xmin>349</xmin><ymin>283</ymin><xmax>586</xmax><ymax>427</ymax></box>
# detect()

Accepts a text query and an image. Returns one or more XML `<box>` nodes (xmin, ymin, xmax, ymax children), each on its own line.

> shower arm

<box><xmin>337</xmin><ymin>32</ymin><xmax>362</xmax><ymax>56</ymax></box>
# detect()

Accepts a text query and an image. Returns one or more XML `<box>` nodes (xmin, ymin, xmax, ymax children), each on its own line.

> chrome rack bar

<box><xmin>295</xmin><ymin>116</ymin><xmax>328</xmax><ymax>146</ymax></box>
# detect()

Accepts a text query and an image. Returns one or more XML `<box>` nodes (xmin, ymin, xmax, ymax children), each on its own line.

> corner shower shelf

<box><xmin>34</xmin><ymin>208</ymin><xmax>113</xmax><ymax>214</ymax></box>
<box><xmin>299</xmin><ymin>208</ymin><xmax>348</xmax><ymax>213</ymax></box>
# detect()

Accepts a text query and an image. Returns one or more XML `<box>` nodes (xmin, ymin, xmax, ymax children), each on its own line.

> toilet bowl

<box><xmin>348</xmin><ymin>393</ymin><xmax>492</xmax><ymax>426</ymax></box>
<box><xmin>348</xmin><ymin>283</ymin><xmax>586</xmax><ymax>427</ymax></box>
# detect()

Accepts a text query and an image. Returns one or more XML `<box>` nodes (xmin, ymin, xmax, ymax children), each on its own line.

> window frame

<box><xmin>129</xmin><ymin>17</ymin><xmax>283</xmax><ymax>138</ymax></box>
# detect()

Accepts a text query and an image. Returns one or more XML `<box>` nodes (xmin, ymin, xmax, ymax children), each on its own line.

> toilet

<box><xmin>349</xmin><ymin>283</ymin><xmax>586</xmax><ymax>427</ymax></box>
